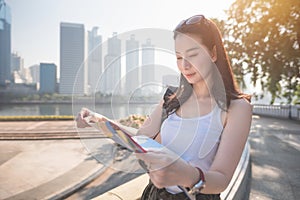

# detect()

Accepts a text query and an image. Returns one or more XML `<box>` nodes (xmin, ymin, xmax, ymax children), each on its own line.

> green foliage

<box><xmin>225</xmin><ymin>0</ymin><xmax>300</xmax><ymax>104</ymax></box>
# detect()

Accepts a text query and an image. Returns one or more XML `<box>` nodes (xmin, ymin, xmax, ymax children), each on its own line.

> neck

<box><xmin>192</xmin><ymin>76</ymin><xmax>214</xmax><ymax>100</ymax></box>
<box><xmin>192</xmin><ymin>84</ymin><xmax>210</xmax><ymax>99</ymax></box>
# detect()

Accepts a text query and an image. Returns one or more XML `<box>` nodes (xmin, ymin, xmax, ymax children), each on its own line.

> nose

<box><xmin>182</xmin><ymin>58</ymin><xmax>191</xmax><ymax>69</ymax></box>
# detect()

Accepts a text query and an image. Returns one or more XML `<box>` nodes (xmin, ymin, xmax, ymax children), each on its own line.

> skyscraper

<box><xmin>11</xmin><ymin>52</ymin><xmax>23</xmax><ymax>72</ymax></box>
<box><xmin>29</xmin><ymin>64</ymin><xmax>40</xmax><ymax>84</ymax></box>
<box><xmin>141</xmin><ymin>38</ymin><xmax>155</xmax><ymax>85</ymax></box>
<box><xmin>103</xmin><ymin>32</ymin><xmax>121</xmax><ymax>95</ymax></box>
<box><xmin>39</xmin><ymin>63</ymin><xmax>57</xmax><ymax>94</ymax></box>
<box><xmin>88</xmin><ymin>27</ymin><xmax>102</xmax><ymax>94</ymax></box>
<box><xmin>0</xmin><ymin>0</ymin><xmax>11</xmax><ymax>86</ymax></box>
<box><xmin>125</xmin><ymin>34</ymin><xmax>139</xmax><ymax>95</ymax></box>
<box><xmin>59</xmin><ymin>22</ymin><xmax>86</xmax><ymax>95</ymax></box>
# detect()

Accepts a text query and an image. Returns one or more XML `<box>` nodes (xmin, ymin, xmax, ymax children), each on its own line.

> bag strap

<box><xmin>161</xmin><ymin>86</ymin><xmax>178</xmax><ymax>121</ymax></box>
<box><xmin>152</xmin><ymin>86</ymin><xmax>178</xmax><ymax>140</ymax></box>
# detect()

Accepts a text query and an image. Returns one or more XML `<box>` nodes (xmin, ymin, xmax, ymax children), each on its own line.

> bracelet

<box><xmin>188</xmin><ymin>167</ymin><xmax>206</xmax><ymax>195</ymax></box>
<box><xmin>196</xmin><ymin>167</ymin><xmax>205</xmax><ymax>182</ymax></box>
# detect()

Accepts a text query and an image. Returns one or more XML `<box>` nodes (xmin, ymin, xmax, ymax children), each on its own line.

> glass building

<box><xmin>0</xmin><ymin>0</ymin><xmax>11</xmax><ymax>86</ymax></box>
<box><xmin>125</xmin><ymin>34</ymin><xmax>140</xmax><ymax>95</ymax></box>
<box><xmin>11</xmin><ymin>53</ymin><xmax>23</xmax><ymax>72</ymax></box>
<box><xmin>103</xmin><ymin>32</ymin><xmax>121</xmax><ymax>95</ymax></box>
<box><xmin>141</xmin><ymin>38</ymin><xmax>155</xmax><ymax>85</ymax></box>
<box><xmin>88</xmin><ymin>27</ymin><xmax>102</xmax><ymax>94</ymax></box>
<box><xmin>59</xmin><ymin>22</ymin><xmax>86</xmax><ymax>95</ymax></box>
<box><xmin>39</xmin><ymin>63</ymin><xmax>57</xmax><ymax>94</ymax></box>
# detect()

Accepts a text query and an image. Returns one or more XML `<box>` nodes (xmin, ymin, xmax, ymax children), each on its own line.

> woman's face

<box><xmin>175</xmin><ymin>33</ymin><xmax>216</xmax><ymax>85</ymax></box>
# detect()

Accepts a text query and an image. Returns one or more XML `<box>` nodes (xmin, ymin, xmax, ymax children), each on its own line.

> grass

<box><xmin>0</xmin><ymin>114</ymin><xmax>147</xmax><ymax>123</ymax></box>
<box><xmin>0</xmin><ymin>115</ymin><xmax>74</xmax><ymax>121</ymax></box>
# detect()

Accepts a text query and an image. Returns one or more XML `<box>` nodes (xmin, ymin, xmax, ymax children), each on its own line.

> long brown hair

<box><xmin>163</xmin><ymin>15</ymin><xmax>250</xmax><ymax>115</ymax></box>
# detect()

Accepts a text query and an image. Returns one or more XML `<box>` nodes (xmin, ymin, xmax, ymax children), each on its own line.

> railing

<box><xmin>252</xmin><ymin>104</ymin><xmax>300</xmax><ymax>121</ymax></box>
<box><xmin>220</xmin><ymin>142</ymin><xmax>251</xmax><ymax>200</ymax></box>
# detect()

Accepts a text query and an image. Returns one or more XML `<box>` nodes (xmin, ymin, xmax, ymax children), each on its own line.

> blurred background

<box><xmin>0</xmin><ymin>0</ymin><xmax>299</xmax><ymax>116</ymax></box>
<box><xmin>0</xmin><ymin>1</ymin><xmax>299</xmax><ymax>200</ymax></box>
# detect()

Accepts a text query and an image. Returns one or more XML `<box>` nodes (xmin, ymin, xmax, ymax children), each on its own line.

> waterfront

<box><xmin>0</xmin><ymin>103</ymin><xmax>157</xmax><ymax>119</ymax></box>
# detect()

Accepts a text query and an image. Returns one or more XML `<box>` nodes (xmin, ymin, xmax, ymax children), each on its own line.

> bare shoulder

<box><xmin>229</xmin><ymin>98</ymin><xmax>252</xmax><ymax>113</ymax></box>
<box><xmin>222</xmin><ymin>98</ymin><xmax>252</xmax><ymax>138</ymax></box>
<box><xmin>225</xmin><ymin>98</ymin><xmax>252</xmax><ymax>123</ymax></box>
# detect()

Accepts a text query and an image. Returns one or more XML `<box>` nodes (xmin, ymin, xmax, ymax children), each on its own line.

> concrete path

<box><xmin>0</xmin><ymin>115</ymin><xmax>299</xmax><ymax>200</ymax></box>
<box><xmin>0</xmin><ymin>139</ymin><xmax>105</xmax><ymax>200</ymax></box>
<box><xmin>0</xmin><ymin>121</ymin><xmax>106</xmax><ymax>200</ymax></box>
<box><xmin>248</xmin><ymin>116</ymin><xmax>300</xmax><ymax>200</ymax></box>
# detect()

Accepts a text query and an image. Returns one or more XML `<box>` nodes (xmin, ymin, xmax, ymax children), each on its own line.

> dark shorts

<box><xmin>141</xmin><ymin>181</ymin><xmax>220</xmax><ymax>200</ymax></box>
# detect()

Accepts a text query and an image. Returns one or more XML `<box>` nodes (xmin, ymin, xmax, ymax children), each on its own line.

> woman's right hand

<box><xmin>76</xmin><ymin>108</ymin><xmax>92</xmax><ymax>128</ymax></box>
<box><xmin>76</xmin><ymin>107</ymin><xmax>108</xmax><ymax>128</ymax></box>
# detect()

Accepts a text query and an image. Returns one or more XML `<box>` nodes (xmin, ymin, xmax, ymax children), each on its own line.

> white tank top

<box><xmin>160</xmin><ymin>105</ymin><xmax>224</xmax><ymax>194</ymax></box>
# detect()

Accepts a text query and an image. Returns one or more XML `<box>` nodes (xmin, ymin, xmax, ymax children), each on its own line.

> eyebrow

<box><xmin>176</xmin><ymin>47</ymin><xmax>200</xmax><ymax>54</ymax></box>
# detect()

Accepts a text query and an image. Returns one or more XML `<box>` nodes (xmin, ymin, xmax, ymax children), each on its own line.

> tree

<box><xmin>225</xmin><ymin>0</ymin><xmax>300</xmax><ymax>104</ymax></box>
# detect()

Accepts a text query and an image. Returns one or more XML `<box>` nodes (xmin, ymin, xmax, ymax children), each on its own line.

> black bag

<box><xmin>141</xmin><ymin>181</ymin><xmax>220</xmax><ymax>200</ymax></box>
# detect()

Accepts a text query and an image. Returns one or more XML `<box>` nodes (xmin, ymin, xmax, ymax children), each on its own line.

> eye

<box><xmin>176</xmin><ymin>56</ymin><xmax>183</xmax><ymax>60</ymax></box>
<box><xmin>188</xmin><ymin>54</ymin><xmax>198</xmax><ymax>58</ymax></box>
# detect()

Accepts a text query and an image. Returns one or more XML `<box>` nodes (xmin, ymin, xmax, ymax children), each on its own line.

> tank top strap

<box><xmin>198</xmin><ymin>105</ymin><xmax>224</xmax><ymax>158</ymax></box>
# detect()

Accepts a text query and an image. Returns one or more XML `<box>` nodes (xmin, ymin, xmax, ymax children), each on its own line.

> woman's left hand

<box><xmin>135</xmin><ymin>148</ymin><xmax>198</xmax><ymax>188</ymax></box>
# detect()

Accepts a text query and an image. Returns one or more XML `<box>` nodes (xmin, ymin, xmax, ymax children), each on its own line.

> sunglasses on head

<box><xmin>174</xmin><ymin>15</ymin><xmax>207</xmax><ymax>31</ymax></box>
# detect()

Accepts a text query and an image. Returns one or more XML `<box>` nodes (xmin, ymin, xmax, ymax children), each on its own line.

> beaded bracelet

<box><xmin>188</xmin><ymin>167</ymin><xmax>206</xmax><ymax>195</ymax></box>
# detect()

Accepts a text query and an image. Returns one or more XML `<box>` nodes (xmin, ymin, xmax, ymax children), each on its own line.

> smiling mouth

<box><xmin>185</xmin><ymin>73</ymin><xmax>196</xmax><ymax>78</ymax></box>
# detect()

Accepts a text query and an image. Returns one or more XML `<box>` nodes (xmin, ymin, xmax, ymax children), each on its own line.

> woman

<box><xmin>77</xmin><ymin>14</ymin><xmax>252</xmax><ymax>200</ymax></box>
<box><xmin>133</xmin><ymin>15</ymin><xmax>252</xmax><ymax>200</ymax></box>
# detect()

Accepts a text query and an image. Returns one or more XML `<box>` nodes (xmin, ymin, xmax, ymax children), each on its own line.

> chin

<box><xmin>189</xmin><ymin>78</ymin><xmax>207</xmax><ymax>86</ymax></box>
<box><xmin>186</xmin><ymin>79</ymin><xmax>197</xmax><ymax>84</ymax></box>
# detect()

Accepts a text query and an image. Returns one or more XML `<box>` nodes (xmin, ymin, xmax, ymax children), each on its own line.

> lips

<box><xmin>184</xmin><ymin>73</ymin><xmax>196</xmax><ymax>78</ymax></box>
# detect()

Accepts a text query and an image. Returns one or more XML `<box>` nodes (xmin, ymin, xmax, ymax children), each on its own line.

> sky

<box><xmin>6</xmin><ymin>0</ymin><xmax>236</xmax><ymax>68</ymax></box>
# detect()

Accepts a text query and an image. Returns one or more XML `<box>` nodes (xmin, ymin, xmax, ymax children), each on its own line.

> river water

<box><xmin>0</xmin><ymin>103</ymin><xmax>157</xmax><ymax>119</ymax></box>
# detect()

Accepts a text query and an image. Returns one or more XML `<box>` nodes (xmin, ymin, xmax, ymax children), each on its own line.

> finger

<box><xmin>76</xmin><ymin>113</ymin><xmax>90</xmax><ymax>128</ymax></box>
<box><xmin>110</xmin><ymin>122</ymin><xmax>121</xmax><ymax>130</ymax></box>
<box><xmin>76</xmin><ymin>120</ymin><xmax>88</xmax><ymax>128</ymax></box>
<box><xmin>80</xmin><ymin>108</ymin><xmax>91</xmax><ymax>118</ymax></box>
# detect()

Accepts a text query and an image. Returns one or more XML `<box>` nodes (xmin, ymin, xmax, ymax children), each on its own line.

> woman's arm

<box><xmin>137</xmin><ymin>100</ymin><xmax>164</xmax><ymax>138</ymax></box>
<box><xmin>76</xmin><ymin>100</ymin><xmax>164</xmax><ymax>139</ymax></box>
<box><xmin>200</xmin><ymin>98</ymin><xmax>252</xmax><ymax>194</ymax></box>
<box><xmin>136</xmin><ymin>98</ymin><xmax>252</xmax><ymax>193</ymax></box>
<box><xmin>112</xmin><ymin>100</ymin><xmax>164</xmax><ymax>137</ymax></box>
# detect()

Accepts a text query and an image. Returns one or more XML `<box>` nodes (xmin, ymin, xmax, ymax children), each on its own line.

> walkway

<box><xmin>0</xmin><ymin>115</ymin><xmax>299</xmax><ymax>199</ymax></box>
<box><xmin>0</xmin><ymin>121</ymin><xmax>106</xmax><ymax>200</ymax></box>
<box><xmin>249</xmin><ymin>116</ymin><xmax>300</xmax><ymax>200</ymax></box>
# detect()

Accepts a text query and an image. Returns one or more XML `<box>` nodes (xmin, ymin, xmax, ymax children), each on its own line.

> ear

<box><xmin>210</xmin><ymin>45</ymin><xmax>217</xmax><ymax>62</ymax></box>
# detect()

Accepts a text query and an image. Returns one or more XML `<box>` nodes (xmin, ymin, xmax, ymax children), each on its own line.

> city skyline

<box><xmin>3</xmin><ymin>0</ymin><xmax>251</xmax><ymax>98</ymax></box>
<box><xmin>4</xmin><ymin>18</ymin><xmax>177</xmax><ymax>96</ymax></box>
<box><xmin>37</xmin><ymin>25</ymin><xmax>174</xmax><ymax>96</ymax></box>
<box><xmin>6</xmin><ymin>0</ymin><xmax>234</xmax><ymax>69</ymax></box>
